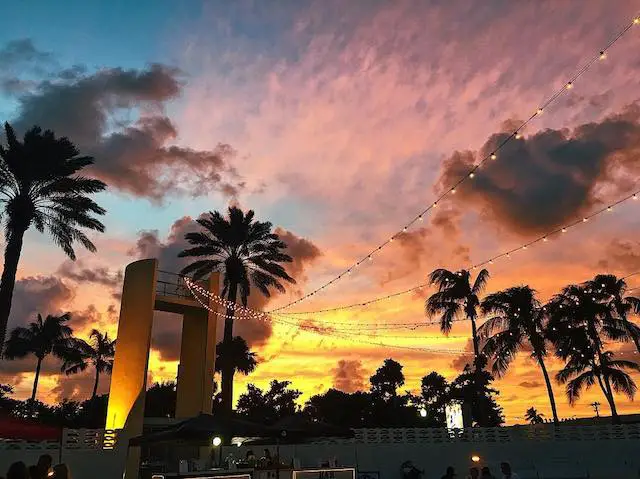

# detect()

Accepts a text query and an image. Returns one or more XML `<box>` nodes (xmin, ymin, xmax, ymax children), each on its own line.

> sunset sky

<box><xmin>1</xmin><ymin>0</ymin><xmax>640</xmax><ymax>425</ymax></box>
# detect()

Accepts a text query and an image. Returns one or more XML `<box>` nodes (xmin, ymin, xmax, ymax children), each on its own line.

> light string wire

<box><xmin>184</xmin><ymin>266</ymin><xmax>640</xmax><ymax>356</ymax></box>
<box><xmin>186</xmin><ymin>187</ymin><xmax>640</xmax><ymax>317</ymax></box>
<box><xmin>266</xmin><ymin>15</ymin><xmax>640</xmax><ymax>313</ymax></box>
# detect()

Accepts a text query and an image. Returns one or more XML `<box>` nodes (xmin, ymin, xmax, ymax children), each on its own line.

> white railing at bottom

<box><xmin>0</xmin><ymin>428</ymin><xmax>120</xmax><ymax>451</ymax></box>
<box><xmin>353</xmin><ymin>423</ymin><xmax>640</xmax><ymax>444</ymax></box>
<box><xmin>2</xmin><ymin>424</ymin><xmax>639</xmax><ymax>450</ymax></box>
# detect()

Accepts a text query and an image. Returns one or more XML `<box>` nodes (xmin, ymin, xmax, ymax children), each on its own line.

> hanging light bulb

<box><xmin>599</xmin><ymin>51</ymin><xmax>607</xmax><ymax>60</ymax></box>
<box><xmin>542</xmin><ymin>237</ymin><xmax>548</xmax><ymax>242</ymax></box>
<box><xmin>633</xmin><ymin>194</ymin><xmax>638</xmax><ymax>200</ymax></box>
<box><xmin>515</xmin><ymin>132</ymin><xmax>522</xmax><ymax>139</ymax></box>
<box><xmin>634</xmin><ymin>17</ymin><xmax>640</xmax><ymax>24</ymax></box>
<box><xmin>469</xmin><ymin>172</ymin><xmax>475</xmax><ymax>178</ymax></box>
<box><xmin>607</xmin><ymin>206</ymin><xmax>613</xmax><ymax>212</ymax></box>
<box><xmin>418</xmin><ymin>215</ymin><xmax>423</xmax><ymax>221</ymax></box>
<box><xmin>582</xmin><ymin>217</ymin><xmax>588</xmax><ymax>223</ymax></box>
<box><xmin>537</xmin><ymin>108</ymin><xmax>544</xmax><ymax>115</ymax></box>
<box><xmin>566</xmin><ymin>82</ymin><xmax>573</xmax><ymax>89</ymax></box>
<box><xmin>562</xmin><ymin>228</ymin><xmax>567</xmax><ymax>233</ymax></box>
<box><xmin>451</xmin><ymin>188</ymin><xmax>457</xmax><ymax>194</ymax></box>
<box><xmin>490</xmin><ymin>153</ymin><xmax>497</xmax><ymax>160</ymax></box>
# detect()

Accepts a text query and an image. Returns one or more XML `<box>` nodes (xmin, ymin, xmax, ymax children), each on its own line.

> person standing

<box><xmin>480</xmin><ymin>467</ymin><xmax>494</xmax><ymax>479</ymax></box>
<box><xmin>500</xmin><ymin>462</ymin><xmax>519</xmax><ymax>479</ymax></box>
<box><xmin>466</xmin><ymin>467</ymin><xmax>479</xmax><ymax>479</ymax></box>
<box><xmin>441</xmin><ymin>466</ymin><xmax>456</xmax><ymax>479</ymax></box>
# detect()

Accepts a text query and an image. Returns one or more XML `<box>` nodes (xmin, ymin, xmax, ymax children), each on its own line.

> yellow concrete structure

<box><xmin>106</xmin><ymin>258</ymin><xmax>219</xmax><ymax>477</ymax></box>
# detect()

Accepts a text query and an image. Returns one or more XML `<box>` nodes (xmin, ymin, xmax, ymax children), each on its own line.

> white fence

<box><xmin>0</xmin><ymin>428</ymin><xmax>119</xmax><ymax>451</ymax></box>
<box><xmin>352</xmin><ymin>423</ymin><xmax>640</xmax><ymax>443</ymax></box>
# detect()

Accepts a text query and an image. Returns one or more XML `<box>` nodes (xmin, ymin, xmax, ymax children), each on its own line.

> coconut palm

<box><xmin>3</xmin><ymin>313</ymin><xmax>74</xmax><ymax>400</ymax></box>
<box><xmin>586</xmin><ymin>274</ymin><xmax>640</xmax><ymax>353</ymax></box>
<box><xmin>479</xmin><ymin>286</ymin><xmax>560</xmax><ymax>425</ymax></box>
<box><xmin>0</xmin><ymin>124</ymin><xmax>107</xmax><ymax>353</ymax></box>
<box><xmin>426</xmin><ymin>268</ymin><xmax>490</xmax><ymax>362</ymax></box>
<box><xmin>556</xmin><ymin>350</ymin><xmax>639</xmax><ymax>421</ymax></box>
<box><xmin>179</xmin><ymin>207</ymin><xmax>295</xmax><ymax>410</ymax></box>
<box><xmin>547</xmin><ymin>283</ymin><xmax>638</xmax><ymax>423</ymax></box>
<box><xmin>62</xmin><ymin>330</ymin><xmax>116</xmax><ymax>398</ymax></box>
<box><xmin>525</xmin><ymin>407</ymin><xmax>544</xmax><ymax>425</ymax></box>
<box><xmin>214</xmin><ymin>336</ymin><xmax>258</xmax><ymax>384</ymax></box>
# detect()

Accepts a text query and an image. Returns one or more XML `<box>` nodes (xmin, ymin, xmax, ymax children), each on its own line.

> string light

<box><xmin>186</xmin><ymin>187</ymin><xmax>640</xmax><ymax>319</ymax></box>
<box><xmin>268</xmin><ymin>18</ymin><xmax>638</xmax><ymax>314</ymax></box>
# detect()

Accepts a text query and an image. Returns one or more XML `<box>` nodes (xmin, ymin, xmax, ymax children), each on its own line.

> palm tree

<box><xmin>0</xmin><ymin>124</ymin><xmax>107</xmax><ymax>353</ymax></box>
<box><xmin>3</xmin><ymin>313</ymin><xmax>74</xmax><ymax>400</ymax></box>
<box><xmin>525</xmin><ymin>407</ymin><xmax>544</xmax><ymax>425</ymax></box>
<box><xmin>479</xmin><ymin>286</ymin><xmax>560</xmax><ymax>425</ymax></box>
<box><xmin>556</xmin><ymin>350</ymin><xmax>639</xmax><ymax>421</ymax></box>
<box><xmin>426</xmin><ymin>268</ymin><xmax>490</xmax><ymax>362</ymax></box>
<box><xmin>215</xmin><ymin>336</ymin><xmax>258</xmax><ymax>389</ymax></box>
<box><xmin>62</xmin><ymin>330</ymin><xmax>116</xmax><ymax>398</ymax></box>
<box><xmin>547</xmin><ymin>283</ymin><xmax>638</xmax><ymax>423</ymax></box>
<box><xmin>179</xmin><ymin>206</ymin><xmax>294</xmax><ymax>411</ymax></box>
<box><xmin>586</xmin><ymin>274</ymin><xmax>640</xmax><ymax>353</ymax></box>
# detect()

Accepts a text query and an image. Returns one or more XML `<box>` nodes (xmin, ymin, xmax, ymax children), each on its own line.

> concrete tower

<box><xmin>105</xmin><ymin>259</ymin><xmax>219</xmax><ymax>476</ymax></box>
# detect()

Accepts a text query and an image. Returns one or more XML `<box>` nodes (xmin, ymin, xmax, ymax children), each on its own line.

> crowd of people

<box><xmin>441</xmin><ymin>462</ymin><xmax>519</xmax><ymax>479</ymax></box>
<box><xmin>2</xmin><ymin>454</ymin><xmax>71</xmax><ymax>479</ymax></box>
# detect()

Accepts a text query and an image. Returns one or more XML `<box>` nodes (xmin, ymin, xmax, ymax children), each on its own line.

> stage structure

<box><xmin>105</xmin><ymin>259</ymin><xmax>220</xmax><ymax>476</ymax></box>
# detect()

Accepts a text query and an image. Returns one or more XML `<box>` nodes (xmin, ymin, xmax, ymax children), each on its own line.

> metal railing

<box><xmin>155</xmin><ymin>270</ymin><xmax>207</xmax><ymax>300</ymax></box>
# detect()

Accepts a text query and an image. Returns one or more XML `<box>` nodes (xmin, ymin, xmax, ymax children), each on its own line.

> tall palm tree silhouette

<box><xmin>426</xmin><ymin>268</ymin><xmax>490</xmax><ymax>362</ymax></box>
<box><xmin>548</xmin><ymin>283</ymin><xmax>639</xmax><ymax>423</ymax></box>
<box><xmin>215</xmin><ymin>336</ymin><xmax>258</xmax><ymax>391</ymax></box>
<box><xmin>479</xmin><ymin>286</ymin><xmax>560</xmax><ymax>425</ymax></box>
<box><xmin>556</xmin><ymin>350</ymin><xmax>639</xmax><ymax>422</ymax></box>
<box><xmin>4</xmin><ymin>313</ymin><xmax>75</xmax><ymax>400</ymax></box>
<box><xmin>63</xmin><ymin>330</ymin><xmax>116</xmax><ymax>398</ymax></box>
<box><xmin>0</xmin><ymin>124</ymin><xmax>107</xmax><ymax>353</ymax></box>
<box><xmin>587</xmin><ymin>274</ymin><xmax>640</xmax><ymax>353</ymax></box>
<box><xmin>179</xmin><ymin>207</ymin><xmax>294</xmax><ymax>410</ymax></box>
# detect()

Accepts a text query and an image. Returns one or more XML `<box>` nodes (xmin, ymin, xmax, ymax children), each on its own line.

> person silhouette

<box><xmin>480</xmin><ymin>467</ymin><xmax>494</xmax><ymax>479</ymax></box>
<box><xmin>499</xmin><ymin>462</ymin><xmax>519</xmax><ymax>479</ymax></box>
<box><xmin>441</xmin><ymin>466</ymin><xmax>456</xmax><ymax>479</ymax></box>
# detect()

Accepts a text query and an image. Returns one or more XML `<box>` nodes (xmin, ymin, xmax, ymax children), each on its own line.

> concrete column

<box><xmin>105</xmin><ymin>259</ymin><xmax>157</xmax><ymax>479</ymax></box>
<box><xmin>175</xmin><ymin>272</ymin><xmax>220</xmax><ymax>418</ymax></box>
<box><xmin>106</xmin><ymin>258</ymin><xmax>157</xmax><ymax>430</ymax></box>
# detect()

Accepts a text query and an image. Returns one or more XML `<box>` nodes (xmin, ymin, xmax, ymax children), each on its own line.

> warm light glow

<box><xmin>599</xmin><ymin>51</ymin><xmax>607</xmax><ymax>60</ymax></box>
<box><xmin>469</xmin><ymin>172</ymin><xmax>475</xmax><ymax>178</ymax></box>
<box><xmin>213</xmin><ymin>436</ymin><xmax>222</xmax><ymax>447</ymax></box>
<box><xmin>634</xmin><ymin>17</ymin><xmax>640</xmax><ymax>24</ymax></box>
<box><xmin>445</xmin><ymin>401</ymin><xmax>464</xmax><ymax>429</ymax></box>
<box><xmin>420</xmin><ymin>408</ymin><xmax>427</xmax><ymax>418</ymax></box>
<box><xmin>537</xmin><ymin>107</ymin><xmax>544</xmax><ymax>115</ymax></box>
<box><xmin>451</xmin><ymin>188</ymin><xmax>456</xmax><ymax>194</ymax></box>
<box><xmin>471</xmin><ymin>455</ymin><xmax>481</xmax><ymax>463</ymax></box>
<box><xmin>490</xmin><ymin>153</ymin><xmax>497</xmax><ymax>160</ymax></box>
<box><xmin>515</xmin><ymin>133</ymin><xmax>521</xmax><ymax>139</ymax></box>
<box><xmin>562</xmin><ymin>228</ymin><xmax>567</xmax><ymax>233</ymax></box>
<box><xmin>566</xmin><ymin>82</ymin><xmax>573</xmax><ymax>89</ymax></box>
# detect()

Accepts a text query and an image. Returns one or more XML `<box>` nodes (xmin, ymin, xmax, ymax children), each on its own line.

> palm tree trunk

<box><xmin>92</xmin><ymin>368</ymin><xmax>100</xmax><ymax>398</ymax></box>
<box><xmin>221</xmin><ymin>282</ymin><xmax>238</xmax><ymax>412</ymax></box>
<box><xmin>594</xmin><ymin>372</ymin><xmax>619</xmax><ymax>424</ymax></box>
<box><xmin>470</xmin><ymin>317</ymin><xmax>480</xmax><ymax>360</ymax></box>
<box><xmin>469</xmin><ymin>316</ymin><xmax>487</xmax><ymax>426</ymax></box>
<box><xmin>31</xmin><ymin>357</ymin><xmax>43</xmax><ymax>401</ymax></box>
<box><xmin>0</xmin><ymin>227</ymin><xmax>27</xmax><ymax>356</ymax></box>
<box><xmin>537</xmin><ymin>356</ymin><xmax>560</xmax><ymax>425</ymax></box>
<box><xmin>603</xmin><ymin>375</ymin><xmax>620</xmax><ymax>424</ymax></box>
